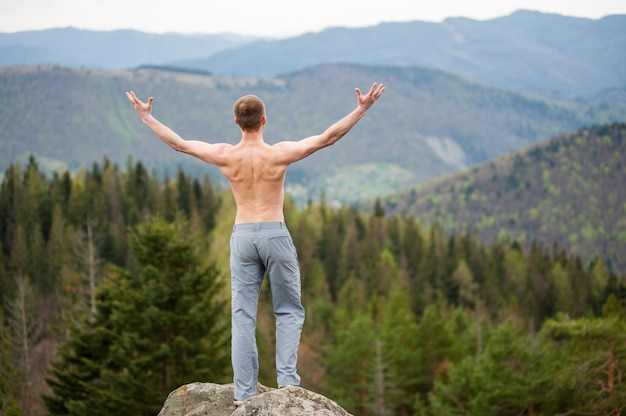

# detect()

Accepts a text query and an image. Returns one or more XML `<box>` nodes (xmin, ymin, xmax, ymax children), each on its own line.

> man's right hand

<box><xmin>126</xmin><ymin>91</ymin><xmax>154</xmax><ymax>120</ymax></box>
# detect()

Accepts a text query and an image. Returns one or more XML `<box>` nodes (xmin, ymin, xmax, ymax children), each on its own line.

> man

<box><xmin>126</xmin><ymin>82</ymin><xmax>385</xmax><ymax>402</ymax></box>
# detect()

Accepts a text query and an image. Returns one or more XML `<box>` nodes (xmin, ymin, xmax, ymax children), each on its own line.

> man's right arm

<box><xmin>273</xmin><ymin>82</ymin><xmax>385</xmax><ymax>164</ymax></box>
<box><xmin>126</xmin><ymin>91</ymin><xmax>230</xmax><ymax>166</ymax></box>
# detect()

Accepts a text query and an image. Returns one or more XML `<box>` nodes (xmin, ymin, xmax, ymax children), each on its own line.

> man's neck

<box><xmin>240</xmin><ymin>129</ymin><xmax>264</xmax><ymax>144</ymax></box>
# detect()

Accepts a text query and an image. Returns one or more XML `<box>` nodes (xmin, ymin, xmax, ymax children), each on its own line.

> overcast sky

<box><xmin>1</xmin><ymin>0</ymin><xmax>625</xmax><ymax>38</ymax></box>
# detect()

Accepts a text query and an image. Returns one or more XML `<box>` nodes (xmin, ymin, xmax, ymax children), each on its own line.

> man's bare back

<box><xmin>126</xmin><ymin>83</ymin><xmax>385</xmax><ymax>223</ymax></box>
<box><xmin>219</xmin><ymin>139</ymin><xmax>289</xmax><ymax>224</ymax></box>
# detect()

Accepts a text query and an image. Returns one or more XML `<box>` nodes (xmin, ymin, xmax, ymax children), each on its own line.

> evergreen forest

<box><xmin>0</xmin><ymin>154</ymin><xmax>624</xmax><ymax>416</ymax></box>
<box><xmin>382</xmin><ymin>122</ymin><xmax>626</xmax><ymax>274</ymax></box>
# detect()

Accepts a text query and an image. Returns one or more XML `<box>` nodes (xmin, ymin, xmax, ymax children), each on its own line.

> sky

<box><xmin>1</xmin><ymin>0</ymin><xmax>625</xmax><ymax>38</ymax></box>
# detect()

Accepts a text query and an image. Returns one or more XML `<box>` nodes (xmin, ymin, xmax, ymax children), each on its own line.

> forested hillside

<box><xmin>2</xmin><ymin>64</ymin><xmax>625</xmax><ymax>205</ymax></box>
<box><xmin>0</xmin><ymin>156</ymin><xmax>624</xmax><ymax>415</ymax></box>
<box><xmin>381</xmin><ymin>122</ymin><xmax>626</xmax><ymax>274</ymax></box>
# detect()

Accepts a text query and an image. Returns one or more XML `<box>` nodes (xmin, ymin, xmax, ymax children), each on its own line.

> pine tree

<box><xmin>541</xmin><ymin>314</ymin><xmax>626</xmax><ymax>415</ymax></box>
<box><xmin>552</xmin><ymin>262</ymin><xmax>574</xmax><ymax>314</ymax></box>
<box><xmin>318</xmin><ymin>212</ymin><xmax>346</xmax><ymax>300</ymax></box>
<box><xmin>380</xmin><ymin>289</ymin><xmax>420</xmax><ymax>414</ymax></box>
<box><xmin>43</xmin><ymin>216</ymin><xmax>230</xmax><ymax>416</ymax></box>
<box><xmin>589</xmin><ymin>258</ymin><xmax>610</xmax><ymax>313</ymax></box>
<box><xmin>0</xmin><ymin>309</ymin><xmax>21</xmax><ymax>415</ymax></box>
<box><xmin>322</xmin><ymin>312</ymin><xmax>377</xmax><ymax>415</ymax></box>
<box><xmin>46</xmin><ymin>204</ymin><xmax>70</xmax><ymax>295</ymax></box>
<box><xmin>425</xmin><ymin>321</ymin><xmax>551</xmax><ymax>415</ymax></box>
<box><xmin>413</xmin><ymin>305</ymin><xmax>464</xmax><ymax>398</ymax></box>
<box><xmin>175</xmin><ymin>168</ymin><xmax>192</xmax><ymax>219</ymax></box>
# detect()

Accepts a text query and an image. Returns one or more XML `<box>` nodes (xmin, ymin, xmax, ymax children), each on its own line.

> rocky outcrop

<box><xmin>157</xmin><ymin>382</ymin><xmax>354</xmax><ymax>416</ymax></box>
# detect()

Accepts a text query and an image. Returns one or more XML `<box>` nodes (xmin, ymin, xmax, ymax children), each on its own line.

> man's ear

<box><xmin>234</xmin><ymin>116</ymin><xmax>239</xmax><ymax>125</ymax></box>
<box><xmin>262</xmin><ymin>115</ymin><xmax>267</xmax><ymax>125</ymax></box>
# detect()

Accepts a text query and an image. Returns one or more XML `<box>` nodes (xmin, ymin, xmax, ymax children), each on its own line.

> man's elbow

<box><xmin>167</xmin><ymin>142</ymin><xmax>183</xmax><ymax>152</ymax></box>
<box><xmin>325</xmin><ymin>133</ymin><xmax>345</xmax><ymax>147</ymax></box>
<box><xmin>168</xmin><ymin>139</ymin><xmax>188</xmax><ymax>153</ymax></box>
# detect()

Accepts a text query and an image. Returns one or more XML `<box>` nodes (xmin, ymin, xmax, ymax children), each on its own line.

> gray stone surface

<box><xmin>158</xmin><ymin>383</ymin><xmax>353</xmax><ymax>416</ymax></box>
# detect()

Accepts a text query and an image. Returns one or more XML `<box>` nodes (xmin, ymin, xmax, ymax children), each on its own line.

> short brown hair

<box><xmin>233</xmin><ymin>95</ymin><xmax>265</xmax><ymax>131</ymax></box>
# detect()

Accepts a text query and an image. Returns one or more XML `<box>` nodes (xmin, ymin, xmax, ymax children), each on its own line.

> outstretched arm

<box><xmin>274</xmin><ymin>82</ymin><xmax>385</xmax><ymax>164</ymax></box>
<box><xmin>125</xmin><ymin>91</ymin><xmax>230</xmax><ymax>165</ymax></box>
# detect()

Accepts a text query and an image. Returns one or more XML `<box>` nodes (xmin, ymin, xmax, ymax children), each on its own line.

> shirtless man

<box><xmin>126</xmin><ymin>82</ymin><xmax>385</xmax><ymax>402</ymax></box>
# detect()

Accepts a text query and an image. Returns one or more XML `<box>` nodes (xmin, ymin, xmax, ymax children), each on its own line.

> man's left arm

<box><xmin>273</xmin><ymin>82</ymin><xmax>385</xmax><ymax>164</ymax></box>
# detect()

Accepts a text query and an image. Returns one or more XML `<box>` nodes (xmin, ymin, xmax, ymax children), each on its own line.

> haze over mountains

<box><xmin>176</xmin><ymin>10</ymin><xmax>626</xmax><ymax>97</ymax></box>
<box><xmin>1</xmin><ymin>10</ymin><xmax>625</xmax><ymax>97</ymax></box>
<box><xmin>0</xmin><ymin>28</ymin><xmax>258</xmax><ymax>70</ymax></box>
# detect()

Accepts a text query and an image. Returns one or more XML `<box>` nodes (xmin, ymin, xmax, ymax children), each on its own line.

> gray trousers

<box><xmin>230</xmin><ymin>222</ymin><xmax>304</xmax><ymax>401</ymax></box>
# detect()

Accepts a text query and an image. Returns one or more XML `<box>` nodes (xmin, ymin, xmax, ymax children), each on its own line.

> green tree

<box><xmin>589</xmin><ymin>258</ymin><xmax>610</xmax><ymax>313</ymax></box>
<box><xmin>323</xmin><ymin>312</ymin><xmax>377</xmax><ymax>415</ymax></box>
<box><xmin>0</xmin><ymin>309</ymin><xmax>21</xmax><ymax>416</ymax></box>
<box><xmin>552</xmin><ymin>262</ymin><xmax>574</xmax><ymax>314</ymax></box>
<box><xmin>43</xmin><ymin>216</ymin><xmax>230</xmax><ymax>416</ymax></box>
<box><xmin>318</xmin><ymin>210</ymin><xmax>346</xmax><ymax>300</ymax></box>
<box><xmin>501</xmin><ymin>246</ymin><xmax>528</xmax><ymax>316</ymax></box>
<box><xmin>175</xmin><ymin>168</ymin><xmax>191</xmax><ymax>218</ymax></box>
<box><xmin>541</xmin><ymin>314</ymin><xmax>626</xmax><ymax>415</ymax></box>
<box><xmin>423</xmin><ymin>321</ymin><xmax>551</xmax><ymax>416</ymax></box>
<box><xmin>123</xmin><ymin>159</ymin><xmax>153</xmax><ymax>225</ymax></box>
<box><xmin>379</xmin><ymin>289</ymin><xmax>420</xmax><ymax>415</ymax></box>
<box><xmin>412</xmin><ymin>305</ymin><xmax>467</xmax><ymax>401</ymax></box>
<box><xmin>46</xmin><ymin>204</ymin><xmax>71</xmax><ymax>296</ymax></box>
<box><xmin>452</xmin><ymin>259</ymin><xmax>477</xmax><ymax>309</ymax></box>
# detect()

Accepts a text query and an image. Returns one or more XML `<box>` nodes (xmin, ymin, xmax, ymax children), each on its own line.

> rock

<box><xmin>157</xmin><ymin>382</ymin><xmax>353</xmax><ymax>416</ymax></box>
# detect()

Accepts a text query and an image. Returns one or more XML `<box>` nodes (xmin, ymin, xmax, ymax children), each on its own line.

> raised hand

<box><xmin>126</xmin><ymin>91</ymin><xmax>154</xmax><ymax>119</ymax></box>
<box><xmin>355</xmin><ymin>82</ymin><xmax>385</xmax><ymax>110</ymax></box>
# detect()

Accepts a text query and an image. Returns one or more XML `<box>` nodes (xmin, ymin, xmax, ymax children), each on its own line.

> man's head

<box><xmin>233</xmin><ymin>95</ymin><xmax>266</xmax><ymax>132</ymax></box>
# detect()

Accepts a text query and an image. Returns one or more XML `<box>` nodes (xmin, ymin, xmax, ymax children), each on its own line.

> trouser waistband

<box><xmin>233</xmin><ymin>222</ymin><xmax>286</xmax><ymax>231</ymax></box>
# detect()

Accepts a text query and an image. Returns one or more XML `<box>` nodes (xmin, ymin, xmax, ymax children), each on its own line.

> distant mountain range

<box><xmin>0</xmin><ymin>28</ymin><xmax>258</xmax><ymax>70</ymax></box>
<box><xmin>176</xmin><ymin>11</ymin><xmax>626</xmax><ymax>97</ymax></box>
<box><xmin>379</xmin><ymin>122</ymin><xmax>626</xmax><ymax>273</ymax></box>
<box><xmin>2</xmin><ymin>11</ymin><xmax>625</xmax><ymax>97</ymax></box>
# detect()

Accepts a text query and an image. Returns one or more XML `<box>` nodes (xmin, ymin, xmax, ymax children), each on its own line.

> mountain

<box><xmin>0</xmin><ymin>27</ymin><xmax>258</xmax><ymax>69</ymax></box>
<box><xmin>1</xmin><ymin>64</ymin><xmax>625</xmax><ymax>205</ymax></box>
<box><xmin>2</xmin><ymin>11</ymin><xmax>625</xmax><ymax>98</ymax></box>
<box><xmin>174</xmin><ymin>11</ymin><xmax>626</xmax><ymax>97</ymax></box>
<box><xmin>379</xmin><ymin>122</ymin><xmax>626</xmax><ymax>273</ymax></box>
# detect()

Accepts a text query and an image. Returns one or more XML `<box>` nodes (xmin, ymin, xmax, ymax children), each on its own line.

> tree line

<box><xmin>0</xmin><ymin>156</ymin><xmax>624</xmax><ymax>415</ymax></box>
